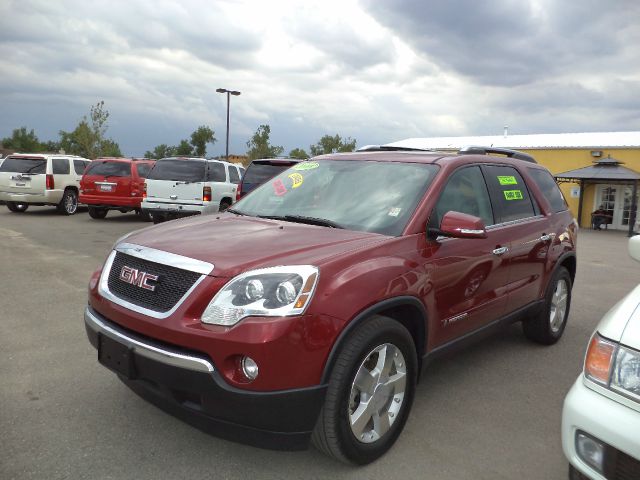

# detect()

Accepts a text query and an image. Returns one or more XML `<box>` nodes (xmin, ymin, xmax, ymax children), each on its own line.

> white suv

<box><xmin>141</xmin><ymin>157</ymin><xmax>243</xmax><ymax>224</ymax></box>
<box><xmin>0</xmin><ymin>153</ymin><xmax>91</xmax><ymax>214</ymax></box>
<box><xmin>562</xmin><ymin>235</ymin><xmax>640</xmax><ymax>479</ymax></box>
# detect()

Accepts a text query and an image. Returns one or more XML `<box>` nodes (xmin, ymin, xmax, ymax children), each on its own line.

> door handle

<box><xmin>539</xmin><ymin>234</ymin><xmax>552</xmax><ymax>242</ymax></box>
<box><xmin>492</xmin><ymin>246</ymin><xmax>509</xmax><ymax>256</ymax></box>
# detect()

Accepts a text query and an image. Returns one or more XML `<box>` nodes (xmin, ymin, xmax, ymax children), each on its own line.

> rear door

<box><xmin>0</xmin><ymin>156</ymin><xmax>48</xmax><ymax>194</ymax></box>
<box><xmin>145</xmin><ymin>158</ymin><xmax>205</xmax><ymax>204</ymax></box>
<box><xmin>83</xmin><ymin>161</ymin><xmax>132</xmax><ymax>201</ymax></box>
<box><xmin>482</xmin><ymin>165</ymin><xmax>549</xmax><ymax>309</ymax></box>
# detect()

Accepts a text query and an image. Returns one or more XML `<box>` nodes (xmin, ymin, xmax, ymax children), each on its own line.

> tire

<box><xmin>312</xmin><ymin>315</ymin><xmax>417</xmax><ymax>464</ymax></box>
<box><xmin>151</xmin><ymin>213</ymin><xmax>165</xmax><ymax>224</ymax></box>
<box><xmin>522</xmin><ymin>266</ymin><xmax>572</xmax><ymax>345</ymax></box>
<box><xmin>219</xmin><ymin>199</ymin><xmax>232</xmax><ymax>212</ymax></box>
<box><xmin>136</xmin><ymin>209</ymin><xmax>151</xmax><ymax>222</ymax></box>
<box><xmin>57</xmin><ymin>189</ymin><xmax>78</xmax><ymax>215</ymax></box>
<box><xmin>7</xmin><ymin>202</ymin><xmax>29</xmax><ymax>213</ymax></box>
<box><xmin>88</xmin><ymin>207</ymin><xmax>108</xmax><ymax>219</ymax></box>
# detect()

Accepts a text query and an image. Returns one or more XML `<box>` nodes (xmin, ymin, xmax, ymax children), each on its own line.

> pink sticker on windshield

<box><xmin>273</xmin><ymin>179</ymin><xmax>287</xmax><ymax>196</ymax></box>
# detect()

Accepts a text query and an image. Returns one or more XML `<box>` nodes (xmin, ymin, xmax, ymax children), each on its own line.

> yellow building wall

<box><xmin>516</xmin><ymin>148</ymin><xmax>640</xmax><ymax>228</ymax></box>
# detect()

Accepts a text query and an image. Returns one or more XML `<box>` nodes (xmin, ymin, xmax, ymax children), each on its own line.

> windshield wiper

<box><xmin>283</xmin><ymin>215</ymin><xmax>344</xmax><ymax>229</ymax></box>
<box><xmin>226</xmin><ymin>208</ymin><xmax>245</xmax><ymax>216</ymax></box>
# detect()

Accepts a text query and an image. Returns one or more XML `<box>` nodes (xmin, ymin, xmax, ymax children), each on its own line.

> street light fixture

<box><xmin>216</xmin><ymin>88</ymin><xmax>241</xmax><ymax>162</ymax></box>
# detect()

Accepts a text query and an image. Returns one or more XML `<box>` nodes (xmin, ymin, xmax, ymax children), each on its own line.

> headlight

<box><xmin>584</xmin><ymin>332</ymin><xmax>640</xmax><ymax>403</ymax></box>
<box><xmin>201</xmin><ymin>265</ymin><xmax>319</xmax><ymax>326</ymax></box>
<box><xmin>611</xmin><ymin>345</ymin><xmax>640</xmax><ymax>400</ymax></box>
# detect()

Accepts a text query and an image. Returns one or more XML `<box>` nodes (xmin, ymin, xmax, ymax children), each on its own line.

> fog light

<box><xmin>576</xmin><ymin>431</ymin><xmax>605</xmax><ymax>474</ymax></box>
<box><xmin>241</xmin><ymin>356</ymin><xmax>259</xmax><ymax>381</ymax></box>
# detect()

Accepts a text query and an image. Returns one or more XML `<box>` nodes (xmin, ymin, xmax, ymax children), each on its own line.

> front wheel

<box><xmin>57</xmin><ymin>189</ymin><xmax>78</xmax><ymax>215</ymax></box>
<box><xmin>312</xmin><ymin>315</ymin><xmax>417</xmax><ymax>464</ymax></box>
<box><xmin>7</xmin><ymin>202</ymin><xmax>29</xmax><ymax>213</ymax></box>
<box><xmin>522</xmin><ymin>266</ymin><xmax>572</xmax><ymax>344</ymax></box>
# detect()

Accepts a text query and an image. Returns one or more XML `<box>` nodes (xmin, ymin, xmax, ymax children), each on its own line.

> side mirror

<box><xmin>630</xmin><ymin>235</ymin><xmax>640</xmax><ymax>262</ymax></box>
<box><xmin>430</xmin><ymin>211</ymin><xmax>487</xmax><ymax>239</ymax></box>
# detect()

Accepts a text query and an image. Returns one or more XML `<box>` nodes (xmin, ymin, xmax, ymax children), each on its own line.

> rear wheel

<box><xmin>136</xmin><ymin>209</ymin><xmax>151</xmax><ymax>222</ymax></box>
<box><xmin>88</xmin><ymin>207</ymin><xmax>108</xmax><ymax>219</ymax></box>
<box><xmin>57</xmin><ymin>189</ymin><xmax>78</xmax><ymax>215</ymax></box>
<box><xmin>219</xmin><ymin>199</ymin><xmax>232</xmax><ymax>212</ymax></box>
<box><xmin>312</xmin><ymin>315</ymin><xmax>417</xmax><ymax>464</ymax></box>
<box><xmin>7</xmin><ymin>202</ymin><xmax>29</xmax><ymax>213</ymax></box>
<box><xmin>151</xmin><ymin>213</ymin><xmax>165</xmax><ymax>224</ymax></box>
<box><xmin>523</xmin><ymin>266</ymin><xmax>572</xmax><ymax>344</ymax></box>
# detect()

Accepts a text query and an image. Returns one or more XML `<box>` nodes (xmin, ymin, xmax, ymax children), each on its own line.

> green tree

<box><xmin>175</xmin><ymin>139</ymin><xmax>193</xmax><ymax>156</ymax></box>
<box><xmin>246</xmin><ymin>124</ymin><xmax>284</xmax><ymax>160</ymax></box>
<box><xmin>58</xmin><ymin>101</ymin><xmax>121</xmax><ymax>158</ymax></box>
<box><xmin>288</xmin><ymin>148</ymin><xmax>308</xmax><ymax>159</ymax></box>
<box><xmin>2</xmin><ymin>127</ymin><xmax>43</xmax><ymax>152</ymax></box>
<box><xmin>309</xmin><ymin>134</ymin><xmax>357</xmax><ymax>156</ymax></box>
<box><xmin>144</xmin><ymin>144</ymin><xmax>176</xmax><ymax>159</ymax></box>
<box><xmin>190</xmin><ymin>125</ymin><xmax>216</xmax><ymax>157</ymax></box>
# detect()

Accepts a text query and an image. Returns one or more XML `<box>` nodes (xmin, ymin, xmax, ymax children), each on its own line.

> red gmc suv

<box><xmin>80</xmin><ymin>157</ymin><xmax>155</xmax><ymax>220</ymax></box>
<box><xmin>84</xmin><ymin>147</ymin><xmax>577</xmax><ymax>464</ymax></box>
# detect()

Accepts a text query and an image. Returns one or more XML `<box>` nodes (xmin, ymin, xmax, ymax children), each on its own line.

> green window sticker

<box><xmin>293</xmin><ymin>161</ymin><xmax>319</xmax><ymax>171</ymax></box>
<box><xmin>503</xmin><ymin>189</ymin><xmax>523</xmax><ymax>200</ymax></box>
<box><xmin>498</xmin><ymin>175</ymin><xmax>518</xmax><ymax>185</ymax></box>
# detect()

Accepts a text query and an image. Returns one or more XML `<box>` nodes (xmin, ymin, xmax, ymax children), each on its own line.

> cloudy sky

<box><xmin>1</xmin><ymin>0</ymin><xmax>639</xmax><ymax>157</ymax></box>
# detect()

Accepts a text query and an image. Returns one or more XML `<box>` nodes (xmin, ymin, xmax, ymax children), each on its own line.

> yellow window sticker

<box><xmin>293</xmin><ymin>161</ymin><xmax>319</xmax><ymax>171</ymax></box>
<box><xmin>288</xmin><ymin>173</ymin><xmax>304</xmax><ymax>188</ymax></box>
<box><xmin>503</xmin><ymin>190</ymin><xmax>523</xmax><ymax>200</ymax></box>
<box><xmin>498</xmin><ymin>175</ymin><xmax>518</xmax><ymax>185</ymax></box>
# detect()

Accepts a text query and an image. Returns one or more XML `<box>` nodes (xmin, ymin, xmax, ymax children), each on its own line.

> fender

<box><xmin>320</xmin><ymin>296</ymin><xmax>428</xmax><ymax>384</ymax></box>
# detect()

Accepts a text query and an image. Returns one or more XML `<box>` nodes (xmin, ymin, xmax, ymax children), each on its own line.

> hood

<box><xmin>597</xmin><ymin>283</ymin><xmax>640</xmax><ymax>348</ymax></box>
<box><xmin>120</xmin><ymin>213</ymin><xmax>389</xmax><ymax>277</ymax></box>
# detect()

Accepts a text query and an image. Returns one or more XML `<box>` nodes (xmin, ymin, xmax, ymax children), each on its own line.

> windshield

<box><xmin>147</xmin><ymin>159</ymin><xmax>205</xmax><ymax>182</ymax></box>
<box><xmin>232</xmin><ymin>159</ymin><xmax>437</xmax><ymax>236</ymax></box>
<box><xmin>0</xmin><ymin>157</ymin><xmax>47</xmax><ymax>174</ymax></box>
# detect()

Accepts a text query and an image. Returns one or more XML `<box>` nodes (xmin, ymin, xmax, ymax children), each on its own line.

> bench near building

<box><xmin>389</xmin><ymin>131</ymin><xmax>640</xmax><ymax>235</ymax></box>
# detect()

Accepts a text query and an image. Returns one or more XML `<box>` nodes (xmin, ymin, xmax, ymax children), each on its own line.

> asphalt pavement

<box><xmin>1</xmin><ymin>206</ymin><xmax>638</xmax><ymax>480</ymax></box>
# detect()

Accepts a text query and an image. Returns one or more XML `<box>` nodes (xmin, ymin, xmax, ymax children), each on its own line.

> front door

<box><xmin>595</xmin><ymin>184</ymin><xmax>640</xmax><ymax>230</ymax></box>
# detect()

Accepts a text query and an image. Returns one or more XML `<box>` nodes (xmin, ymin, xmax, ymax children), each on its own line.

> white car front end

<box><xmin>562</xmin><ymin>236</ymin><xmax>640</xmax><ymax>479</ymax></box>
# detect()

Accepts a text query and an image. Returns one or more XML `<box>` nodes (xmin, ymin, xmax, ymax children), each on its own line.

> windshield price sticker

<box><xmin>272</xmin><ymin>179</ymin><xmax>288</xmax><ymax>196</ymax></box>
<box><xmin>503</xmin><ymin>189</ymin><xmax>523</xmax><ymax>200</ymax></box>
<box><xmin>388</xmin><ymin>207</ymin><xmax>402</xmax><ymax>217</ymax></box>
<box><xmin>498</xmin><ymin>175</ymin><xmax>518</xmax><ymax>185</ymax></box>
<box><xmin>288</xmin><ymin>173</ymin><xmax>304</xmax><ymax>188</ymax></box>
<box><xmin>293</xmin><ymin>162</ymin><xmax>319</xmax><ymax>171</ymax></box>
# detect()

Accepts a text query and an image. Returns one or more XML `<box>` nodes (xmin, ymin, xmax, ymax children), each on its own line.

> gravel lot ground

<box><xmin>1</xmin><ymin>206</ymin><xmax>638</xmax><ymax>480</ymax></box>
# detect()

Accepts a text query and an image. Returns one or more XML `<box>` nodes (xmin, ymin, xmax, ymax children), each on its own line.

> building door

<box><xmin>595</xmin><ymin>184</ymin><xmax>640</xmax><ymax>230</ymax></box>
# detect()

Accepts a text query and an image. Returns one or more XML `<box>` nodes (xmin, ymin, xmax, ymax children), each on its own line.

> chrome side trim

<box><xmin>116</xmin><ymin>242</ymin><xmax>214</xmax><ymax>275</ymax></box>
<box><xmin>98</xmin><ymin>243</ymin><xmax>213</xmax><ymax>319</ymax></box>
<box><xmin>85</xmin><ymin>307</ymin><xmax>214</xmax><ymax>374</ymax></box>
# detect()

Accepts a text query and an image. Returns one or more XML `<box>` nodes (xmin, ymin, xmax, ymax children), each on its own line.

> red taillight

<box><xmin>142</xmin><ymin>183</ymin><xmax>147</xmax><ymax>199</ymax></box>
<box><xmin>236</xmin><ymin>184</ymin><xmax>242</xmax><ymax>201</ymax></box>
<box><xmin>203</xmin><ymin>186</ymin><xmax>212</xmax><ymax>202</ymax></box>
<box><xmin>46</xmin><ymin>174</ymin><xmax>54</xmax><ymax>190</ymax></box>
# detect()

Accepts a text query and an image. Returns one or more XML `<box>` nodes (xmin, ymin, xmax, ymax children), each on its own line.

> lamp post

<box><xmin>216</xmin><ymin>88</ymin><xmax>241</xmax><ymax>162</ymax></box>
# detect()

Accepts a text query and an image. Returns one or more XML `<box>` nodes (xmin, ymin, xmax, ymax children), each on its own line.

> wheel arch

<box><xmin>320</xmin><ymin>296</ymin><xmax>428</xmax><ymax>384</ymax></box>
<box><xmin>558</xmin><ymin>252</ymin><xmax>577</xmax><ymax>285</ymax></box>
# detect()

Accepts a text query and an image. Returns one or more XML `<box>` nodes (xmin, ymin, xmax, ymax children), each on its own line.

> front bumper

<box><xmin>562</xmin><ymin>376</ymin><xmax>640</xmax><ymax>479</ymax></box>
<box><xmin>84</xmin><ymin>306</ymin><xmax>327</xmax><ymax>450</ymax></box>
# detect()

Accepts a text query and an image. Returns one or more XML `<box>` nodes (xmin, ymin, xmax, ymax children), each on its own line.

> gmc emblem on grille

<box><xmin>119</xmin><ymin>266</ymin><xmax>159</xmax><ymax>291</ymax></box>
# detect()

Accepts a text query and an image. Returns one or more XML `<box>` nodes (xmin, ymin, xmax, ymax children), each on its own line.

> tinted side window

<box><xmin>52</xmin><ymin>158</ymin><xmax>70</xmax><ymax>174</ymax></box>
<box><xmin>431</xmin><ymin>166</ymin><xmax>494</xmax><ymax>227</ymax></box>
<box><xmin>85</xmin><ymin>161</ymin><xmax>131</xmax><ymax>177</ymax></box>
<box><xmin>73</xmin><ymin>160</ymin><xmax>87</xmax><ymax>174</ymax></box>
<box><xmin>206</xmin><ymin>162</ymin><xmax>226</xmax><ymax>182</ymax></box>
<box><xmin>135</xmin><ymin>163</ymin><xmax>152</xmax><ymax>178</ymax></box>
<box><xmin>483</xmin><ymin>165</ymin><xmax>535</xmax><ymax>223</ymax></box>
<box><xmin>528</xmin><ymin>168</ymin><xmax>568</xmax><ymax>213</ymax></box>
<box><xmin>228</xmin><ymin>166</ymin><xmax>240</xmax><ymax>184</ymax></box>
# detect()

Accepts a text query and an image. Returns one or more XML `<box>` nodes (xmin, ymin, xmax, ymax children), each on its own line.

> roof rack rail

<box><xmin>458</xmin><ymin>146</ymin><xmax>536</xmax><ymax>163</ymax></box>
<box><xmin>356</xmin><ymin>145</ymin><xmax>434</xmax><ymax>152</ymax></box>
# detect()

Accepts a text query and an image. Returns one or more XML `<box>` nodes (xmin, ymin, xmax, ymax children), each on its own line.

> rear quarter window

<box><xmin>228</xmin><ymin>166</ymin><xmax>240</xmax><ymax>184</ymax></box>
<box><xmin>52</xmin><ymin>158</ymin><xmax>70</xmax><ymax>175</ymax></box>
<box><xmin>73</xmin><ymin>160</ymin><xmax>87</xmax><ymax>174</ymax></box>
<box><xmin>135</xmin><ymin>163</ymin><xmax>153</xmax><ymax>178</ymax></box>
<box><xmin>527</xmin><ymin>168</ymin><xmax>568</xmax><ymax>213</ymax></box>
<box><xmin>206</xmin><ymin>162</ymin><xmax>226</xmax><ymax>182</ymax></box>
<box><xmin>483</xmin><ymin>165</ymin><xmax>536</xmax><ymax>223</ymax></box>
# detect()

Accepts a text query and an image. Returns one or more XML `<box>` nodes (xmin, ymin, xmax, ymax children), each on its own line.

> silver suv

<box><xmin>0</xmin><ymin>153</ymin><xmax>91</xmax><ymax>214</ymax></box>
